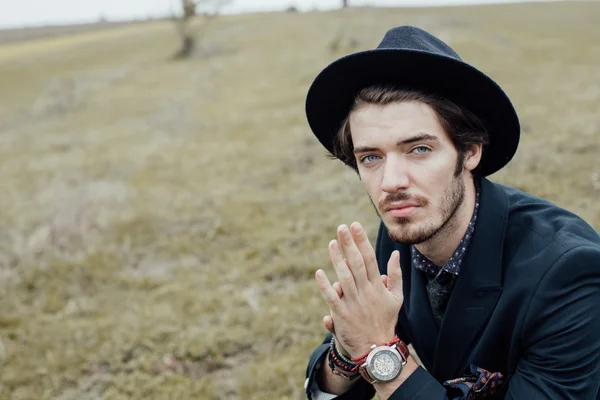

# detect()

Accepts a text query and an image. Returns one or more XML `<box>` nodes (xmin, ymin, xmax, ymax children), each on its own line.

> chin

<box><xmin>384</xmin><ymin>217</ymin><xmax>439</xmax><ymax>245</ymax></box>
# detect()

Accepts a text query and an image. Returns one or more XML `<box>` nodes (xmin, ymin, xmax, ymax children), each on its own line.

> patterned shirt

<box><xmin>411</xmin><ymin>184</ymin><xmax>481</xmax><ymax>325</ymax></box>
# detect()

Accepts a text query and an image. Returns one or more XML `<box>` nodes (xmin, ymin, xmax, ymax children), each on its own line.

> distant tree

<box><xmin>342</xmin><ymin>0</ymin><xmax>349</xmax><ymax>7</ymax></box>
<box><xmin>172</xmin><ymin>0</ymin><xmax>232</xmax><ymax>59</ymax></box>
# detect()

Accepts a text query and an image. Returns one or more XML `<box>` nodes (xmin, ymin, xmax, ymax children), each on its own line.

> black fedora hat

<box><xmin>305</xmin><ymin>25</ymin><xmax>520</xmax><ymax>177</ymax></box>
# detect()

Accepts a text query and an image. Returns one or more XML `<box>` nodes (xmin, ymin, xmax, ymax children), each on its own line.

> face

<box><xmin>350</xmin><ymin>101</ymin><xmax>473</xmax><ymax>245</ymax></box>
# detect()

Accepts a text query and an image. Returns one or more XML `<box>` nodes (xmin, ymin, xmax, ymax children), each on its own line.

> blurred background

<box><xmin>0</xmin><ymin>0</ymin><xmax>598</xmax><ymax>399</ymax></box>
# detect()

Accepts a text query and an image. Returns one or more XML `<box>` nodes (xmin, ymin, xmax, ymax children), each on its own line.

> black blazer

<box><xmin>305</xmin><ymin>178</ymin><xmax>600</xmax><ymax>399</ymax></box>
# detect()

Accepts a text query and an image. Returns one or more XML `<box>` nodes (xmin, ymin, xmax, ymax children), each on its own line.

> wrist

<box><xmin>351</xmin><ymin>330</ymin><xmax>397</xmax><ymax>359</ymax></box>
<box><xmin>334</xmin><ymin>339</ymin><xmax>352</xmax><ymax>358</ymax></box>
<box><xmin>351</xmin><ymin>334</ymin><xmax>401</xmax><ymax>364</ymax></box>
<box><xmin>373</xmin><ymin>356</ymin><xmax>419</xmax><ymax>399</ymax></box>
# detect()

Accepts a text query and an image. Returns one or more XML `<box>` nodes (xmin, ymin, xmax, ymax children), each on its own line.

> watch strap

<box><xmin>396</xmin><ymin>341</ymin><xmax>410</xmax><ymax>363</ymax></box>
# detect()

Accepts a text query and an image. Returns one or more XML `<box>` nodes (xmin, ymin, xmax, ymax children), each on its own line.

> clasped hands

<box><xmin>316</xmin><ymin>221</ymin><xmax>404</xmax><ymax>359</ymax></box>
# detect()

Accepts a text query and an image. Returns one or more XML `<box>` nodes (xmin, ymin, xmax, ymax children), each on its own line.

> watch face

<box><xmin>367</xmin><ymin>347</ymin><xmax>402</xmax><ymax>382</ymax></box>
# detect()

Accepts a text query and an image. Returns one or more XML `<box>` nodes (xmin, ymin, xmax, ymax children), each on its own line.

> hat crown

<box><xmin>377</xmin><ymin>25</ymin><xmax>461</xmax><ymax>60</ymax></box>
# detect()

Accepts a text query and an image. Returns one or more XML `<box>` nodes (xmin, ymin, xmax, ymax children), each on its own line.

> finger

<box><xmin>332</xmin><ymin>282</ymin><xmax>344</xmax><ymax>298</ymax></box>
<box><xmin>387</xmin><ymin>251</ymin><xmax>404</xmax><ymax>299</ymax></box>
<box><xmin>380</xmin><ymin>274</ymin><xmax>388</xmax><ymax>288</ymax></box>
<box><xmin>342</xmin><ymin>258</ymin><xmax>355</xmax><ymax>293</ymax></box>
<box><xmin>329</xmin><ymin>239</ymin><xmax>358</xmax><ymax>298</ymax></box>
<box><xmin>336</xmin><ymin>224</ymin><xmax>368</xmax><ymax>289</ymax></box>
<box><xmin>350</xmin><ymin>221</ymin><xmax>381</xmax><ymax>285</ymax></box>
<box><xmin>323</xmin><ymin>315</ymin><xmax>335</xmax><ymax>334</ymax></box>
<box><xmin>315</xmin><ymin>269</ymin><xmax>341</xmax><ymax>309</ymax></box>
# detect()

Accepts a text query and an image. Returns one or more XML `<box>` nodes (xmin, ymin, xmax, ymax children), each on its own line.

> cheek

<box><xmin>359</xmin><ymin>172</ymin><xmax>383</xmax><ymax>200</ymax></box>
<box><xmin>409</xmin><ymin>157</ymin><xmax>455</xmax><ymax>197</ymax></box>
<box><xmin>366</xmin><ymin>180</ymin><xmax>382</xmax><ymax>201</ymax></box>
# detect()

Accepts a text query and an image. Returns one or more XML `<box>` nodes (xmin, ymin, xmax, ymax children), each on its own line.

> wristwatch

<box><xmin>358</xmin><ymin>341</ymin><xmax>410</xmax><ymax>384</ymax></box>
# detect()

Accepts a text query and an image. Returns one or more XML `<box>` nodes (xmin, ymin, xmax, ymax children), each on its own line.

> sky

<box><xmin>0</xmin><ymin>0</ymin><xmax>564</xmax><ymax>28</ymax></box>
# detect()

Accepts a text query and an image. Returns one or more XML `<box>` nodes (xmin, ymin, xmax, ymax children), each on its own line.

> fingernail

<box><xmin>351</xmin><ymin>223</ymin><xmax>363</xmax><ymax>234</ymax></box>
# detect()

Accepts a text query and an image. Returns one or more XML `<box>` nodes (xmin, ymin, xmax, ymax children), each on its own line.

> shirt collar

<box><xmin>411</xmin><ymin>182</ymin><xmax>481</xmax><ymax>278</ymax></box>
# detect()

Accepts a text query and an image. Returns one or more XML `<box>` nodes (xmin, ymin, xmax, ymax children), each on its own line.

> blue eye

<box><xmin>412</xmin><ymin>146</ymin><xmax>430</xmax><ymax>154</ymax></box>
<box><xmin>360</xmin><ymin>155</ymin><xmax>379</xmax><ymax>164</ymax></box>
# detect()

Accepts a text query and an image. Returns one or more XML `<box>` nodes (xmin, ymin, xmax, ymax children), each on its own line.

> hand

<box><xmin>316</xmin><ymin>222</ymin><xmax>404</xmax><ymax>358</ymax></box>
<box><xmin>321</xmin><ymin>239</ymin><xmax>396</xmax><ymax>355</ymax></box>
<box><xmin>323</xmin><ymin>275</ymin><xmax>390</xmax><ymax>356</ymax></box>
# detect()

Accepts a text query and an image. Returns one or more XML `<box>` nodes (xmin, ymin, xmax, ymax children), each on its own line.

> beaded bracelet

<box><xmin>330</xmin><ymin>348</ymin><xmax>357</xmax><ymax>372</ymax></box>
<box><xmin>328</xmin><ymin>348</ymin><xmax>360</xmax><ymax>380</ymax></box>
<box><xmin>329</xmin><ymin>337</ymin><xmax>354</xmax><ymax>364</ymax></box>
<box><xmin>329</xmin><ymin>337</ymin><xmax>357</xmax><ymax>372</ymax></box>
<box><xmin>334</xmin><ymin>340</ymin><xmax>354</xmax><ymax>365</ymax></box>
<box><xmin>329</xmin><ymin>354</ymin><xmax>355</xmax><ymax>374</ymax></box>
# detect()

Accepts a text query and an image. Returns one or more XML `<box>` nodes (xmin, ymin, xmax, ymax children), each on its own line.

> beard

<box><xmin>374</xmin><ymin>175</ymin><xmax>465</xmax><ymax>245</ymax></box>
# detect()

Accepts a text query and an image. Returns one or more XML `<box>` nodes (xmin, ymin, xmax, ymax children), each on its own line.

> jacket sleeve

<box><xmin>382</xmin><ymin>245</ymin><xmax>600</xmax><ymax>400</ymax></box>
<box><xmin>504</xmin><ymin>245</ymin><xmax>600</xmax><ymax>399</ymax></box>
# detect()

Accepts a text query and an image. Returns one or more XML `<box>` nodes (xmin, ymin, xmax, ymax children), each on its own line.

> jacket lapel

<box><xmin>431</xmin><ymin>178</ymin><xmax>507</xmax><ymax>381</ymax></box>
<box><xmin>381</xmin><ymin>230</ymin><xmax>441</xmax><ymax>370</ymax></box>
<box><xmin>406</xmin><ymin>260</ymin><xmax>440</xmax><ymax>369</ymax></box>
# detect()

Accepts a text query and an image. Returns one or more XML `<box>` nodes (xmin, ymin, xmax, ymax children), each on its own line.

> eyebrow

<box><xmin>353</xmin><ymin>133</ymin><xmax>440</xmax><ymax>154</ymax></box>
<box><xmin>398</xmin><ymin>133</ymin><xmax>439</xmax><ymax>145</ymax></box>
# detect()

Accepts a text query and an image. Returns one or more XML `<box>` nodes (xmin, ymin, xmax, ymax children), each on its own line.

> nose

<box><xmin>381</xmin><ymin>155</ymin><xmax>410</xmax><ymax>193</ymax></box>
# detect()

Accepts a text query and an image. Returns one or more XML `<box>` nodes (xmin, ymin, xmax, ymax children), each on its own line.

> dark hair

<box><xmin>329</xmin><ymin>85</ymin><xmax>489</xmax><ymax>176</ymax></box>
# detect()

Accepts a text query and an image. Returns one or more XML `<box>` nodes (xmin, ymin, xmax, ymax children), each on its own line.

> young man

<box><xmin>303</xmin><ymin>26</ymin><xmax>600</xmax><ymax>400</ymax></box>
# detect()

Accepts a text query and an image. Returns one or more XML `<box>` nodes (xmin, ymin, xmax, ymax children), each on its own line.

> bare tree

<box><xmin>172</xmin><ymin>0</ymin><xmax>232</xmax><ymax>59</ymax></box>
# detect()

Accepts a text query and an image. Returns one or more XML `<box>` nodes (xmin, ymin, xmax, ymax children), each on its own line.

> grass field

<box><xmin>0</xmin><ymin>2</ymin><xmax>599</xmax><ymax>399</ymax></box>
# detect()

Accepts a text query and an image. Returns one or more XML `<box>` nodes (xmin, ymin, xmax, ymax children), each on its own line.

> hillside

<box><xmin>0</xmin><ymin>2</ymin><xmax>599</xmax><ymax>399</ymax></box>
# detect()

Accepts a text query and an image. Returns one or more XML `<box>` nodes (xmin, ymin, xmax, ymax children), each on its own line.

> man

<box><xmin>303</xmin><ymin>26</ymin><xmax>600</xmax><ymax>400</ymax></box>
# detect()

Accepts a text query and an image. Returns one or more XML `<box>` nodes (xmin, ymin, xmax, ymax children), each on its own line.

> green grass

<box><xmin>0</xmin><ymin>2</ymin><xmax>599</xmax><ymax>399</ymax></box>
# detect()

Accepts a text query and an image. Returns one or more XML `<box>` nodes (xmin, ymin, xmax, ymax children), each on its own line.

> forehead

<box><xmin>349</xmin><ymin>101</ymin><xmax>450</xmax><ymax>145</ymax></box>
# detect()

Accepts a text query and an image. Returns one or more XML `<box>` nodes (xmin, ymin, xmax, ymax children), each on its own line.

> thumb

<box><xmin>323</xmin><ymin>315</ymin><xmax>336</xmax><ymax>334</ymax></box>
<box><xmin>387</xmin><ymin>250</ymin><xmax>403</xmax><ymax>298</ymax></box>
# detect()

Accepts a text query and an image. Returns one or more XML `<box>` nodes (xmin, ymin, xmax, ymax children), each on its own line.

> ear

<box><xmin>464</xmin><ymin>143</ymin><xmax>483</xmax><ymax>173</ymax></box>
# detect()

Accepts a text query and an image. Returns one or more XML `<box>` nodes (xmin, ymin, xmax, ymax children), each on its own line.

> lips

<box><xmin>385</xmin><ymin>202</ymin><xmax>421</xmax><ymax>218</ymax></box>
<box><xmin>379</xmin><ymin>194</ymin><xmax>428</xmax><ymax>219</ymax></box>
<box><xmin>385</xmin><ymin>202</ymin><xmax>420</xmax><ymax>212</ymax></box>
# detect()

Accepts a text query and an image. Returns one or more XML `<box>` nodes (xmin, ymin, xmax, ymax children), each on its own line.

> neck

<box><xmin>415</xmin><ymin>176</ymin><xmax>477</xmax><ymax>267</ymax></box>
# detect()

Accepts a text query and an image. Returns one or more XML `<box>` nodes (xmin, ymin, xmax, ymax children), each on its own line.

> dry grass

<box><xmin>0</xmin><ymin>2</ymin><xmax>599</xmax><ymax>399</ymax></box>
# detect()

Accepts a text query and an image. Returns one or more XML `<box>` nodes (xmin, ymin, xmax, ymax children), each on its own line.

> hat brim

<box><xmin>305</xmin><ymin>49</ymin><xmax>520</xmax><ymax>176</ymax></box>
